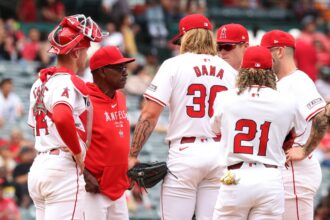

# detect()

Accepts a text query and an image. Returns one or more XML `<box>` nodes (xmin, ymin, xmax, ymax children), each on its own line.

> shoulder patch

<box><xmin>307</xmin><ymin>98</ymin><xmax>323</xmax><ymax>110</ymax></box>
<box><xmin>70</xmin><ymin>76</ymin><xmax>88</xmax><ymax>96</ymax></box>
<box><xmin>148</xmin><ymin>84</ymin><xmax>157</xmax><ymax>92</ymax></box>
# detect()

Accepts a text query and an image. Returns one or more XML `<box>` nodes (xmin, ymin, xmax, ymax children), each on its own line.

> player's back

<box><xmin>216</xmin><ymin>87</ymin><xmax>300</xmax><ymax>167</ymax></box>
<box><xmin>145</xmin><ymin>52</ymin><xmax>237</xmax><ymax>142</ymax></box>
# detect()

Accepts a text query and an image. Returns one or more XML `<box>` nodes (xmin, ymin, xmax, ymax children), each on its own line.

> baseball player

<box><xmin>128</xmin><ymin>14</ymin><xmax>237</xmax><ymax>220</ymax></box>
<box><xmin>216</xmin><ymin>23</ymin><xmax>249</xmax><ymax>71</ymax></box>
<box><xmin>211</xmin><ymin>46</ymin><xmax>305</xmax><ymax>220</ymax></box>
<box><xmin>83</xmin><ymin>46</ymin><xmax>135</xmax><ymax>220</ymax></box>
<box><xmin>261</xmin><ymin>30</ymin><xmax>327</xmax><ymax>220</ymax></box>
<box><xmin>27</xmin><ymin>14</ymin><xmax>106</xmax><ymax>220</ymax></box>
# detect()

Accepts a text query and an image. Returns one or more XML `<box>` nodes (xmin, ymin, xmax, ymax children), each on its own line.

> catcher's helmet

<box><xmin>48</xmin><ymin>14</ymin><xmax>108</xmax><ymax>55</ymax></box>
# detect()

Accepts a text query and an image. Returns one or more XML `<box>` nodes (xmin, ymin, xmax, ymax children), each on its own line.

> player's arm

<box><xmin>52</xmin><ymin>103</ymin><xmax>84</xmax><ymax>174</ymax></box>
<box><xmin>53</xmin><ymin>104</ymin><xmax>81</xmax><ymax>154</ymax></box>
<box><xmin>286</xmin><ymin>110</ymin><xmax>327</xmax><ymax>161</ymax></box>
<box><xmin>129</xmin><ymin>99</ymin><xmax>164</xmax><ymax>167</ymax></box>
<box><xmin>325</xmin><ymin>102</ymin><xmax>330</xmax><ymax>125</ymax></box>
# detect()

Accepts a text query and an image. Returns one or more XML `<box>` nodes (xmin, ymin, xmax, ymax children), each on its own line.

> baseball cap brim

<box><xmin>110</xmin><ymin>57</ymin><xmax>135</xmax><ymax>65</ymax></box>
<box><xmin>170</xmin><ymin>33</ymin><xmax>183</xmax><ymax>45</ymax></box>
<box><xmin>93</xmin><ymin>58</ymin><xmax>136</xmax><ymax>71</ymax></box>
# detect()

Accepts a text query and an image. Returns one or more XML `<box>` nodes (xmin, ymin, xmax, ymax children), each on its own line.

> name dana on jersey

<box><xmin>307</xmin><ymin>98</ymin><xmax>323</xmax><ymax>109</ymax></box>
<box><xmin>194</xmin><ymin>65</ymin><xmax>224</xmax><ymax>79</ymax></box>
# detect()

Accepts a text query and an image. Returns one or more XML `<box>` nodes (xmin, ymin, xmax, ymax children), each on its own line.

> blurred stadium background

<box><xmin>0</xmin><ymin>0</ymin><xmax>330</xmax><ymax>219</ymax></box>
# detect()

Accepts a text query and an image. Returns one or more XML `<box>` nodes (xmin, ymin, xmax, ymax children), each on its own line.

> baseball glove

<box><xmin>283</xmin><ymin>128</ymin><xmax>297</xmax><ymax>151</ymax></box>
<box><xmin>83</xmin><ymin>169</ymin><xmax>100</xmax><ymax>193</ymax></box>
<box><xmin>127</xmin><ymin>162</ymin><xmax>169</xmax><ymax>190</ymax></box>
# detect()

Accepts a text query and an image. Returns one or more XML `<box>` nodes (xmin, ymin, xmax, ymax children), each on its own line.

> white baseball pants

<box><xmin>283</xmin><ymin>157</ymin><xmax>322</xmax><ymax>220</ymax></box>
<box><xmin>161</xmin><ymin>138</ymin><xmax>224</xmax><ymax>220</ymax></box>
<box><xmin>84</xmin><ymin>192</ymin><xmax>129</xmax><ymax>220</ymax></box>
<box><xmin>213</xmin><ymin>163</ymin><xmax>284</xmax><ymax>220</ymax></box>
<box><xmin>28</xmin><ymin>151</ymin><xmax>85</xmax><ymax>220</ymax></box>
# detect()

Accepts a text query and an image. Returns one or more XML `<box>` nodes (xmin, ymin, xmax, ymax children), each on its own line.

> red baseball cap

<box><xmin>260</xmin><ymin>30</ymin><xmax>296</xmax><ymax>49</ymax></box>
<box><xmin>216</xmin><ymin>23</ymin><xmax>249</xmax><ymax>44</ymax></box>
<box><xmin>241</xmin><ymin>46</ymin><xmax>272</xmax><ymax>69</ymax></box>
<box><xmin>89</xmin><ymin>46</ymin><xmax>135</xmax><ymax>71</ymax></box>
<box><xmin>171</xmin><ymin>14</ymin><xmax>212</xmax><ymax>45</ymax></box>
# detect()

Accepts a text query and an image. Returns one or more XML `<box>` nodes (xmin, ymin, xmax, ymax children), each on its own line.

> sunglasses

<box><xmin>217</xmin><ymin>42</ymin><xmax>244</xmax><ymax>52</ymax></box>
<box><xmin>104</xmin><ymin>65</ymin><xmax>127</xmax><ymax>73</ymax></box>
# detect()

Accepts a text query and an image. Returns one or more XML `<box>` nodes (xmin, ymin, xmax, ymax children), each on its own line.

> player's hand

<box><xmin>83</xmin><ymin>169</ymin><xmax>100</xmax><ymax>193</ymax></box>
<box><xmin>285</xmin><ymin>147</ymin><xmax>307</xmax><ymax>162</ymax></box>
<box><xmin>128</xmin><ymin>155</ymin><xmax>140</xmax><ymax>170</ymax></box>
<box><xmin>73</xmin><ymin>152</ymin><xmax>85</xmax><ymax>175</ymax></box>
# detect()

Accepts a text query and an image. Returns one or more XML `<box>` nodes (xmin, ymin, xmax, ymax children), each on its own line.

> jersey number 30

<box><xmin>234</xmin><ymin>119</ymin><xmax>271</xmax><ymax>156</ymax></box>
<box><xmin>186</xmin><ymin>84</ymin><xmax>227</xmax><ymax>117</ymax></box>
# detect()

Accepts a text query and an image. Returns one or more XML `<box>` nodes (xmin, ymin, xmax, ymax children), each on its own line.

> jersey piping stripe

<box><xmin>51</xmin><ymin>101</ymin><xmax>74</xmax><ymax>112</ymax></box>
<box><xmin>305</xmin><ymin>106</ymin><xmax>324</xmax><ymax>121</ymax></box>
<box><xmin>161</xmin><ymin>183</ymin><xmax>165</xmax><ymax>220</ymax></box>
<box><xmin>290</xmin><ymin>161</ymin><xmax>300</xmax><ymax>220</ymax></box>
<box><xmin>71</xmin><ymin>162</ymin><xmax>79</xmax><ymax>220</ymax></box>
<box><xmin>144</xmin><ymin>93</ymin><xmax>166</xmax><ymax>107</ymax></box>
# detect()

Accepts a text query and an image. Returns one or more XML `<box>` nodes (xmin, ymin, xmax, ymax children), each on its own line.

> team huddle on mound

<box><xmin>27</xmin><ymin>13</ymin><xmax>329</xmax><ymax>220</ymax></box>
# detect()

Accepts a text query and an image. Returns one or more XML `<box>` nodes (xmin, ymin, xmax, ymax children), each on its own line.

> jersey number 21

<box><xmin>234</xmin><ymin>119</ymin><xmax>271</xmax><ymax>156</ymax></box>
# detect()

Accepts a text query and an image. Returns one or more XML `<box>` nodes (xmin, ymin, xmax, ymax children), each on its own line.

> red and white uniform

<box><xmin>278</xmin><ymin>70</ymin><xmax>326</xmax><ymax>220</ymax></box>
<box><xmin>211</xmin><ymin>86</ymin><xmax>304</xmax><ymax>220</ymax></box>
<box><xmin>84</xmin><ymin>83</ymin><xmax>130</xmax><ymax>220</ymax></box>
<box><xmin>28</xmin><ymin>68</ymin><xmax>88</xmax><ymax>220</ymax></box>
<box><xmin>27</xmin><ymin>72</ymin><xmax>88</xmax><ymax>152</ymax></box>
<box><xmin>145</xmin><ymin>52</ymin><xmax>237</xmax><ymax>220</ymax></box>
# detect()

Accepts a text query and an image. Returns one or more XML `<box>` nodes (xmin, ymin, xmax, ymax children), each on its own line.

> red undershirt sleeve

<box><xmin>52</xmin><ymin>103</ymin><xmax>81</xmax><ymax>155</ymax></box>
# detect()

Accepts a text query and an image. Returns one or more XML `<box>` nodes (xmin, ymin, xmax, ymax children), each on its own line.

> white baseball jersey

<box><xmin>211</xmin><ymin>86</ymin><xmax>304</xmax><ymax>167</ymax></box>
<box><xmin>28</xmin><ymin>73</ymin><xmax>88</xmax><ymax>152</ymax></box>
<box><xmin>144</xmin><ymin>52</ymin><xmax>237</xmax><ymax>142</ymax></box>
<box><xmin>279</xmin><ymin>70</ymin><xmax>326</xmax><ymax>220</ymax></box>
<box><xmin>277</xmin><ymin>70</ymin><xmax>326</xmax><ymax>145</ymax></box>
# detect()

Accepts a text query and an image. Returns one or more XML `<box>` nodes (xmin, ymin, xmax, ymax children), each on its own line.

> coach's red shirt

<box><xmin>85</xmin><ymin>83</ymin><xmax>130</xmax><ymax>200</ymax></box>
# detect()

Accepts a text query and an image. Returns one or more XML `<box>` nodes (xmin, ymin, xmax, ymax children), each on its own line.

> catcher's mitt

<box><xmin>127</xmin><ymin>162</ymin><xmax>169</xmax><ymax>190</ymax></box>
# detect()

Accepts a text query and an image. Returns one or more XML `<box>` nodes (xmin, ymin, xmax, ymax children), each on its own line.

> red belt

<box><xmin>49</xmin><ymin>149</ymin><xmax>60</xmax><ymax>155</ymax></box>
<box><xmin>180</xmin><ymin>135</ymin><xmax>221</xmax><ymax>144</ymax></box>
<box><xmin>227</xmin><ymin>162</ymin><xmax>278</xmax><ymax>170</ymax></box>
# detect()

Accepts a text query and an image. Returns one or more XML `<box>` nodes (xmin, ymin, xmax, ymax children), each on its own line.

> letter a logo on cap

<box><xmin>274</xmin><ymin>40</ymin><xmax>279</xmax><ymax>43</ymax></box>
<box><xmin>220</xmin><ymin>27</ymin><xmax>227</xmax><ymax>39</ymax></box>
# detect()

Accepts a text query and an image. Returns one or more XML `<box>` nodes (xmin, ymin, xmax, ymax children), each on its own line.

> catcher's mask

<box><xmin>48</xmin><ymin>14</ymin><xmax>108</xmax><ymax>55</ymax></box>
